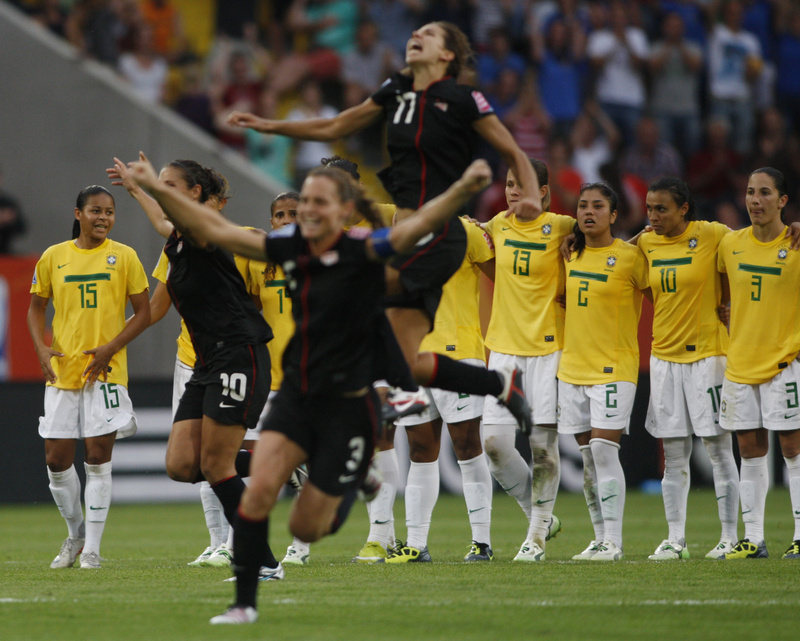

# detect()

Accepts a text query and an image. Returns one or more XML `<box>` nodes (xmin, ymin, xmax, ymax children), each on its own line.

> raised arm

<box><xmin>372</xmin><ymin>160</ymin><xmax>492</xmax><ymax>258</ymax></box>
<box><xmin>107</xmin><ymin>157</ymin><xmax>173</xmax><ymax>238</ymax></box>
<box><xmin>227</xmin><ymin>98</ymin><xmax>382</xmax><ymax>142</ymax></box>
<box><xmin>473</xmin><ymin>115</ymin><xmax>542</xmax><ymax>219</ymax></box>
<box><xmin>126</xmin><ymin>153</ymin><xmax>268</xmax><ymax>261</ymax></box>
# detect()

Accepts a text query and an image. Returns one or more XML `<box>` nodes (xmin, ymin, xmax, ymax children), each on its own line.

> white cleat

<box><xmin>648</xmin><ymin>539</ymin><xmax>689</xmax><ymax>560</ymax></box>
<box><xmin>513</xmin><ymin>539</ymin><xmax>545</xmax><ymax>562</ymax></box>
<box><xmin>572</xmin><ymin>540</ymin><xmax>601</xmax><ymax>561</ymax></box>
<box><xmin>590</xmin><ymin>540</ymin><xmax>623</xmax><ymax>562</ymax></box>
<box><xmin>282</xmin><ymin>544</ymin><xmax>309</xmax><ymax>566</ymax></box>
<box><xmin>223</xmin><ymin>563</ymin><xmax>285</xmax><ymax>582</ymax></box>
<box><xmin>209</xmin><ymin>606</ymin><xmax>258</xmax><ymax>625</ymax></box>
<box><xmin>50</xmin><ymin>537</ymin><xmax>84</xmax><ymax>568</ymax></box>
<box><xmin>79</xmin><ymin>551</ymin><xmax>102</xmax><ymax>569</ymax></box>
<box><xmin>706</xmin><ymin>540</ymin><xmax>737</xmax><ymax>559</ymax></box>
<box><xmin>204</xmin><ymin>543</ymin><xmax>233</xmax><ymax>567</ymax></box>
<box><xmin>187</xmin><ymin>546</ymin><xmax>214</xmax><ymax>567</ymax></box>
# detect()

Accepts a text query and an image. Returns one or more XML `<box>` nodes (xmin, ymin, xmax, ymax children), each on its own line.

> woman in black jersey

<box><xmin>226</xmin><ymin>22</ymin><xmax>539</xmax><ymax>431</ymax></box>
<box><xmin>126</xmin><ymin>152</ymin><xmax>493</xmax><ymax>624</ymax></box>
<box><xmin>124</xmin><ymin>157</ymin><xmax>277</xmax><ymax>575</ymax></box>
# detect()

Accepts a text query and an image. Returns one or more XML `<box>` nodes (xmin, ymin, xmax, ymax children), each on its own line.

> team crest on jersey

<box><xmin>688</xmin><ymin>237</ymin><xmax>698</xmax><ymax>249</ymax></box>
<box><xmin>176</xmin><ymin>240</ymin><xmax>184</xmax><ymax>253</ymax></box>
<box><xmin>471</xmin><ymin>91</ymin><xmax>493</xmax><ymax>114</ymax></box>
<box><xmin>320</xmin><ymin>251</ymin><xmax>339</xmax><ymax>266</ymax></box>
<box><xmin>542</xmin><ymin>224</ymin><xmax>552</xmax><ymax>235</ymax></box>
<box><xmin>347</xmin><ymin>226</ymin><xmax>371</xmax><ymax>239</ymax></box>
<box><xmin>779</xmin><ymin>248</ymin><xmax>788</xmax><ymax>260</ymax></box>
<box><xmin>720</xmin><ymin>399</ymin><xmax>727</xmax><ymax>415</ymax></box>
<box><xmin>606</xmin><ymin>256</ymin><xmax>617</xmax><ymax>267</ymax></box>
<box><xmin>106</xmin><ymin>253</ymin><xmax>117</xmax><ymax>266</ymax></box>
<box><xmin>434</xmin><ymin>99</ymin><xmax>449</xmax><ymax>112</ymax></box>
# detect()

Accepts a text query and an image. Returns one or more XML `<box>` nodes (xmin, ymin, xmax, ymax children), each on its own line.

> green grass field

<box><xmin>2</xmin><ymin>489</ymin><xmax>799</xmax><ymax>641</ymax></box>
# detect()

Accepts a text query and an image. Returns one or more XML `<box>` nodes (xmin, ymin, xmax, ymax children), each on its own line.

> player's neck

<box><xmin>411</xmin><ymin>65</ymin><xmax>446</xmax><ymax>91</ymax></box>
<box><xmin>74</xmin><ymin>236</ymin><xmax>106</xmax><ymax>250</ymax></box>
<box><xmin>584</xmin><ymin>231</ymin><xmax>614</xmax><ymax>249</ymax></box>
<box><xmin>752</xmin><ymin>220</ymin><xmax>785</xmax><ymax>243</ymax></box>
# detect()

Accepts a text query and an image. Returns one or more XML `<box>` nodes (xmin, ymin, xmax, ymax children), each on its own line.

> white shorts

<box><xmin>557</xmin><ymin>380</ymin><xmax>636</xmax><ymax>434</ymax></box>
<box><xmin>397</xmin><ymin>359</ymin><xmax>485</xmax><ymax>426</ymax></box>
<box><xmin>646</xmin><ymin>355</ymin><xmax>727</xmax><ymax>439</ymax></box>
<box><xmin>256</xmin><ymin>389</ymin><xmax>279</xmax><ymax>433</ymax></box>
<box><xmin>38</xmin><ymin>381</ymin><xmax>137</xmax><ymax>440</ymax></box>
<box><xmin>483</xmin><ymin>351</ymin><xmax>560</xmax><ymax>426</ymax></box>
<box><xmin>719</xmin><ymin>360</ymin><xmax>800</xmax><ymax>432</ymax></box>
<box><xmin>171</xmin><ymin>357</ymin><xmax>194</xmax><ymax>417</ymax></box>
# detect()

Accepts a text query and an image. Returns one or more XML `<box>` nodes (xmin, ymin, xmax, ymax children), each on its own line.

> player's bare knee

<box><xmin>289</xmin><ymin>514</ymin><xmax>324</xmax><ymax>543</ymax></box>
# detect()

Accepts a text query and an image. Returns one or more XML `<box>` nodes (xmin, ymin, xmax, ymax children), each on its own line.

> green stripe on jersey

<box><xmin>652</xmin><ymin>257</ymin><xmax>693</xmax><ymax>267</ymax></box>
<box><xmin>737</xmin><ymin>263</ymin><xmax>782</xmax><ymax>276</ymax></box>
<box><xmin>64</xmin><ymin>273</ymin><xmax>112</xmax><ymax>283</ymax></box>
<box><xmin>266</xmin><ymin>280</ymin><xmax>287</xmax><ymax>287</ymax></box>
<box><xmin>503</xmin><ymin>239</ymin><xmax>546</xmax><ymax>251</ymax></box>
<box><xmin>568</xmin><ymin>270</ymin><xmax>608</xmax><ymax>282</ymax></box>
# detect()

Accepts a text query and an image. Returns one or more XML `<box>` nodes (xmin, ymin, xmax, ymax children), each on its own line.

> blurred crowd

<box><xmin>8</xmin><ymin>0</ymin><xmax>800</xmax><ymax>240</ymax></box>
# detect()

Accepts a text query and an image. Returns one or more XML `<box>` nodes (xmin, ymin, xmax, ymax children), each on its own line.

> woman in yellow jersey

<box><xmin>557</xmin><ymin>183</ymin><xmax>649</xmax><ymax>562</ymax></box>
<box><xmin>639</xmin><ymin>177</ymin><xmax>740</xmax><ymax>561</ymax></box>
<box><xmin>386</xmin><ymin>217</ymin><xmax>495</xmax><ymax>563</ymax></box>
<box><xmin>717</xmin><ymin>167</ymin><xmax>800</xmax><ymax>561</ymax></box>
<box><xmin>28</xmin><ymin>185</ymin><xmax>151</xmax><ymax>569</ymax></box>
<box><xmin>481</xmin><ymin>159</ymin><xmax>574</xmax><ymax>562</ymax></box>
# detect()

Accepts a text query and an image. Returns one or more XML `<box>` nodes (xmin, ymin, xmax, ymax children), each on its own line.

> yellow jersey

<box><xmin>483</xmin><ymin>210</ymin><xmax>574</xmax><ymax>356</ymax></box>
<box><xmin>31</xmin><ymin>239</ymin><xmax>149</xmax><ymax>389</ymax></box>
<box><xmin>153</xmin><ymin>244</ymin><xmax>252</xmax><ymax>368</ymax></box>
<box><xmin>718</xmin><ymin>227</ymin><xmax>800</xmax><ymax>384</ymax></box>
<box><xmin>558</xmin><ymin>239</ymin><xmax>648</xmax><ymax>385</ymax></box>
<box><xmin>249</xmin><ymin>260</ymin><xmax>294</xmax><ymax>390</ymax></box>
<box><xmin>350</xmin><ymin>202</ymin><xmax>396</xmax><ymax>230</ymax></box>
<box><xmin>420</xmin><ymin>218</ymin><xmax>493</xmax><ymax>360</ymax></box>
<box><xmin>639</xmin><ymin>220</ymin><xmax>729</xmax><ymax>362</ymax></box>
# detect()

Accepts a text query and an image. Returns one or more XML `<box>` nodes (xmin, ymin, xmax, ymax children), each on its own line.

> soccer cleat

<box><xmin>223</xmin><ymin>563</ymin><xmax>285</xmax><ymax>582</ymax></box>
<box><xmin>357</xmin><ymin>455</ymin><xmax>382</xmax><ymax>502</ymax></box>
<box><xmin>187</xmin><ymin>546</ymin><xmax>214</xmax><ymax>567</ymax></box>
<box><xmin>382</xmin><ymin>387</ymin><xmax>431</xmax><ymax>423</ymax></box>
<box><xmin>50</xmin><ymin>537</ymin><xmax>84</xmax><ymax>569</ymax></box>
<box><xmin>721</xmin><ymin>539</ymin><xmax>769</xmax><ymax>559</ymax></box>
<box><xmin>513</xmin><ymin>540</ymin><xmax>545</xmax><ymax>562</ymax></box>
<box><xmin>648</xmin><ymin>539</ymin><xmax>690</xmax><ymax>561</ymax></box>
<box><xmin>705</xmin><ymin>540</ymin><xmax>737</xmax><ymax>559</ymax></box>
<box><xmin>204</xmin><ymin>543</ymin><xmax>233</xmax><ymax>567</ymax></box>
<box><xmin>282</xmin><ymin>544</ymin><xmax>309</xmax><ymax>566</ymax></box>
<box><xmin>351</xmin><ymin>540</ymin><xmax>388</xmax><ymax>564</ymax></box>
<box><xmin>385</xmin><ymin>543</ymin><xmax>432</xmax><ymax>563</ymax></box>
<box><xmin>572</xmin><ymin>541</ymin><xmax>601</xmax><ymax>560</ymax></box>
<box><xmin>79</xmin><ymin>551</ymin><xmax>102</xmax><ymax>569</ymax></box>
<box><xmin>590</xmin><ymin>540</ymin><xmax>623</xmax><ymax>562</ymax></box>
<box><xmin>782</xmin><ymin>540</ymin><xmax>800</xmax><ymax>559</ymax></box>
<box><xmin>464</xmin><ymin>542</ymin><xmax>494</xmax><ymax>562</ymax></box>
<box><xmin>546</xmin><ymin>515</ymin><xmax>562</xmax><ymax>541</ymax></box>
<box><xmin>496</xmin><ymin>366</ymin><xmax>533</xmax><ymax>434</ymax></box>
<box><xmin>209</xmin><ymin>606</ymin><xmax>258</xmax><ymax>625</ymax></box>
<box><xmin>287</xmin><ymin>465</ymin><xmax>308</xmax><ymax>492</ymax></box>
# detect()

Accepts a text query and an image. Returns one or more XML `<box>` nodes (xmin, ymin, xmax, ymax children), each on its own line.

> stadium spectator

<box><xmin>775</xmin><ymin>0</ymin><xmax>800</xmax><ymax>137</ymax></box>
<box><xmin>117</xmin><ymin>25</ymin><xmax>168</xmax><ymax>104</ymax></box>
<box><xmin>470</xmin><ymin>0</ymin><xmax>528</xmax><ymax>52</ymax></box>
<box><xmin>570</xmin><ymin>102</ymin><xmax>619</xmax><ymax>184</ymax></box>
<box><xmin>65</xmin><ymin>0</ymin><xmax>123</xmax><ymax>64</ymax></box>
<box><xmin>620</xmin><ymin>116</ymin><xmax>684</xmax><ymax>186</ymax></box>
<box><xmin>586</xmin><ymin>0</ymin><xmax>650</xmax><ymax>143</ymax></box>
<box><xmin>707</xmin><ymin>0</ymin><xmax>763</xmax><ymax>155</ymax></box>
<box><xmin>499</xmin><ymin>73</ymin><xmax>550</xmax><ymax>165</ymax></box>
<box><xmin>422</xmin><ymin>0</ymin><xmax>473</xmax><ymax>44</ymax></box>
<box><xmin>30</xmin><ymin>0</ymin><xmax>69</xmax><ymax>38</ymax></box>
<box><xmin>0</xmin><ymin>166</ymin><xmax>26</xmax><ymax>254</ymax></box>
<box><xmin>244</xmin><ymin>89</ymin><xmax>294</xmax><ymax>187</ymax></box>
<box><xmin>139</xmin><ymin>0</ymin><xmax>189</xmax><ymax>63</ymax></box>
<box><xmin>476</xmin><ymin>27</ymin><xmax>527</xmax><ymax>94</ymax></box>
<box><xmin>211</xmin><ymin>50</ymin><xmax>265</xmax><ymax>151</ymax></box>
<box><xmin>687</xmin><ymin>117</ymin><xmax>743</xmax><ymax>219</ymax></box>
<box><xmin>369</xmin><ymin>0</ymin><xmax>430</xmax><ymax>59</ymax></box>
<box><xmin>287</xmin><ymin>81</ymin><xmax>337</xmax><ymax>189</ymax></box>
<box><xmin>173</xmin><ymin>62</ymin><xmax>215</xmax><ymax>135</ymax></box>
<box><xmin>656</xmin><ymin>0</ymin><xmax>710</xmax><ymax>47</ymax></box>
<box><xmin>547</xmin><ymin>136</ymin><xmax>582</xmax><ymax>217</ymax></box>
<box><xmin>649</xmin><ymin>11</ymin><xmax>704</xmax><ymax>160</ymax></box>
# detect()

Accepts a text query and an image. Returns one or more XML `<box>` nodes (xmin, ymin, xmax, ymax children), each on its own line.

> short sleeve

<box><xmin>631</xmin><ymin>248</ymin><xmax>649</xmax><ymax>290</ymax></box>
<box><xmin>717</xmin><ymin>238</ymin><xmax>728</xmax><ymax>273</ymax></box>
<box><xmin>554</xmin><ymin>214</ymin><xmax>577</xmax><ymax>238</ymax></box>
<box><xmin>125</xmin><ymin>249</ymin><xmax>150</xmax><ymax>296</ymax></box>
<box><xmin>152</xmin><ymin>248</ymin><xmax>169</xmax><ymax>283</ymax></box>
<box><xmin>30</xmin><ymin>252</ymin><xmax>52</xmax><ymax>298</ymax></box>
<box><xmin>464</xmin><ymin>219</ymin><xmax>494</xmax><ymax>264</ymax></box>
<box><xmin>370</xmin><ymin>74</ymin><xmax>401</xmax><ymax>108</ymax></box>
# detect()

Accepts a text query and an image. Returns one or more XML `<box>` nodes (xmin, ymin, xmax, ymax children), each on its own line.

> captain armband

<box><xmin>370</xmin><ymin>226</ymin><xmax>397</xmax><ymax>259</ymax></box>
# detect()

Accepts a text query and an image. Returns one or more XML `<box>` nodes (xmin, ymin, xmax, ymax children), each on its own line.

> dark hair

<box><xmin>321</xmin><ymin>155</ymin><xmax>360</xmax><ymax>181</ymax></box>
<box><xmin>207</xmin><ymin>167</ymin><xmax>231</xmax><ymax>202</ymax></box>
<box><xmin>647</xmin><ymin>176</ymin><xmax>696</xmax><ymax>221</ymax></box>
<box><xmin>432</xmin><ymin>22</ymin><xmax>475</xmax><ymax>79</ymax></box>
<box><xmin>166</xmin><ymin>159</ymin><xmax>215</xmax><ymax>203</ymax></box>
<box><xmin>572</xmin><ymin>182</ymin><xmax>618</xmax><ymax>258</ymax></box>
<box><xmin>749</xmin><ymin>167</ymin><xmax>787</xmax><ymax>197</ymax></box>
<box><xmin>73</xmin><ymin>185</ymin><xmax>114</xmax><ymax>239</ymax></box>
<box><xmin>270</xmin><ymin>191</ymin><xmax>300</xmax><ymax>216</ymax></box>
<box><xmin>306</xmin><ymin>166</ymin><xmax>385</xmax><ymax>229</ymax></box>
<box><xmin>530</xmin><ymin>158</ymin><xmax>549</xmax><ymax>188</ymax></box>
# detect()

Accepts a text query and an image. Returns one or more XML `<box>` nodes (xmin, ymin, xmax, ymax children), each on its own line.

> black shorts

<box><xmin>261</xmin><ymin>386</ymin><xmax>379</xmax><ymax>496</ymax></box>
<box><xmin>385</xmin><ymin>218</ymin><xmax>467</xmax><ymax>323</ymax></box>
<box><xmin>174</xmin><ymin>343</ymin><xmax>270</xmax><ymax>429</ymax></box>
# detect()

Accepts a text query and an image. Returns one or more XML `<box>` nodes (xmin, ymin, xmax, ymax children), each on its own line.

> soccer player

<box><xmin>28</xmin><ymin>185</ymin><xmax>150</xmax><ymax>569</ymax></box>
<box><xmin>717</xmin><ymin>167</ymin><xmax>800</xmax><ymax>560</ymax></box>
<box><xmin>558</xmin><ymin>183</ymin><xmax>649</xmax><ymax>562</ymax></box>
<box><xmin>226</xmin><ymin>21</ymin><xmax>539</xmax><ymax>432</ymax></box>
<box><xmin>639</xmin><ymin>177</ymin><xmax>740</xmax><ymax>561</ymax></box>
<box><xmin>386</xmin><ymin>217</ymin><xmax>495</xmax><ymax>563</ymax></box>
<box><xmin>481</xmin><ymin>159</ymin><xmax>574</xmax><ymax>562</ymax></box>
<box><xmin>123</xmin><ymin>152</ymin><xmax>493</xmax><ymax>624</ymax></box>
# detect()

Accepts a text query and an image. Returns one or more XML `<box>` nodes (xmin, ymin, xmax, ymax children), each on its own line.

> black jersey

<box><xmin>265</xmin><ymin>224</ymin><xmax>386</xmax><ymax>396</ymax></box>
<box><xmin>371</xmin><ymin>72</ymin><xmax>494</xmax><ymax>210</ymax></box>
<box><xmin>164</xmin><ymin>231</ymin><xmax>271</xmax><ymax>367</ymax></box>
